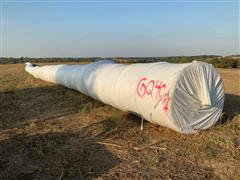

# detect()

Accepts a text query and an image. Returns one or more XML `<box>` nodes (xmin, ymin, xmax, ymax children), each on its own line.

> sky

<box><xmin>1</xmin><ymin>0</ymin><xmax>239</xmax><ymax>57</ymax></box>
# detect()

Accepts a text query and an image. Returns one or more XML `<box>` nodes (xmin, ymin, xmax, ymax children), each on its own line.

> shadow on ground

<box><xmin>0</xmin><ymin>129</ymin><xmax>121</xmax><ymax>179</ymax></box>
<box><xmin>0</xmin><ymin>85</ymin><xmax>121</xmax><ymax>179</ymax></box>
<box><xmin>0</xmin><ymin>85</ymin><xmax>105</xmax><ymax>130</ymax></box>
<box><xmin>223</xmin><ymin>93</ymin><xmax>240</xmax><ymax>120</ymax></box>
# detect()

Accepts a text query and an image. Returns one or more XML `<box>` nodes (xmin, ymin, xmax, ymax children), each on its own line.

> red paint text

<box><xmin>136</xmin><ymin>77</ymin><xmax>171</xmax><ymax>111</ymax></box>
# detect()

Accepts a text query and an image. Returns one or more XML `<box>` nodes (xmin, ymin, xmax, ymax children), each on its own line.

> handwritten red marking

<box><xmin>136</xmin><ymin>77</ymin><xmax>171</xmax><ymax>111</ymax></box>
<box><xmin>146</xmin><ymin>80</ymin><xmax>155</xmax><ymax>97</ymax></box>
<box><xmin>162</xmin><ymin>92</ymin><xmax>171</xmax><ymax>112</ymax></box>
<box><xmin>137</xmin><ymin>77</ymin><xmax>147</xmax><ymax>97</ymax></box>
<box><xmin>155</xmin><ymin>80</ymin><xmax>166</xmax><ymax>101</ymax></box>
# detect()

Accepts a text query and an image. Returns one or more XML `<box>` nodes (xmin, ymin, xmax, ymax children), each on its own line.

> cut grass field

<box><xmin>0</xmin><ymin>63</ymin><xmax>239</xmax><ymax>179</ymax></box>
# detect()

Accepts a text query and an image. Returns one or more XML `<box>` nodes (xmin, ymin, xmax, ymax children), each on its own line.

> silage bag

<box><xmin>25</xmin><ymin>60</ymin><xmax>224</xmax><ymax>133</ymax></box>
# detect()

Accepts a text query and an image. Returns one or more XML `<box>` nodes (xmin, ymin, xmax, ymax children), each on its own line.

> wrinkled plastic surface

<box><xmin>25</xmin><ymin>60</ymin><xmax>224</xmax><ymax>133</ymax></box>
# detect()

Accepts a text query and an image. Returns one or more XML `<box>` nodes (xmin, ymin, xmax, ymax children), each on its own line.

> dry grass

<box><xmin>0</xmin><ymin>63</ymin><xmax>239</xmax><ymax>179</ymax></box>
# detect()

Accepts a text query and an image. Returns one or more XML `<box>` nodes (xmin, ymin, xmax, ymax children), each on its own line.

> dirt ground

<box><xmin>0</xmin><ymin>63</ymin><xmax>239</xmax><ymax>180</ymax></box>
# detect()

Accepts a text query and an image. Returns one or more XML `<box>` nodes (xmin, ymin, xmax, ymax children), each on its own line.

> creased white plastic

<box><xmin>25</xmin><ymin>60</ymin><xmax>224</xmax><ymax>133</ymax></box>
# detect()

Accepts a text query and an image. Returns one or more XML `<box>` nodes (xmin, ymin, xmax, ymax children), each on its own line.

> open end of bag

<box><xmin>170</xmin><ymin>62</ymin><xmax>225</xmax><ymax>133</ymax></box>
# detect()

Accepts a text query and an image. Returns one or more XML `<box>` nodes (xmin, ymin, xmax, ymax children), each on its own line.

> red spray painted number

<box><xmin>136</xmin><ymin>77</ymin><xmax>171</xmax><ymax>111</ymax></box>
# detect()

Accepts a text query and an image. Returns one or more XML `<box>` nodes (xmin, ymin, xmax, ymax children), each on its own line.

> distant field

<box><xmin>0</xmin><ymin>63</ymin><xmax>239</xmax><ymax>179</ymax></box>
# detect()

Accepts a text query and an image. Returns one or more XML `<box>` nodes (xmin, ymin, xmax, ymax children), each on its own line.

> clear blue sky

<box><xmin>1</xmin><ymin>1</ymin><xmax>239</xmax><ymax>57</ymax></box>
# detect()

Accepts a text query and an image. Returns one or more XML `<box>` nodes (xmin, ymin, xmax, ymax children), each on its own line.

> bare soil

<box><xmin>0</xmin><ymin>63</ymin><xmax>239</xmax><ymax>179</ymax></box>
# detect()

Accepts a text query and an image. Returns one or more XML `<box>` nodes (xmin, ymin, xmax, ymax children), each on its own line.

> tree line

<box><xmin>0</xmin><ymin>55</ymin><xmax>239</xmax><ymax>68</ymax></box>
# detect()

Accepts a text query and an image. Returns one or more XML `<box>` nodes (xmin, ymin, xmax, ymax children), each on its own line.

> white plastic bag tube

<box><xmin>25</xmin><ymin>60</ymin><xmax>224</xmax><ymax>133</ymax></box>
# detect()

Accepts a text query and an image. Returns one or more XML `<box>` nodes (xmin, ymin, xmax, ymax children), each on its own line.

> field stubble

<box><xmin>0</xmin><ymin>63</ymin><xmax>239</xmax><ymax>179</ymax></box>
